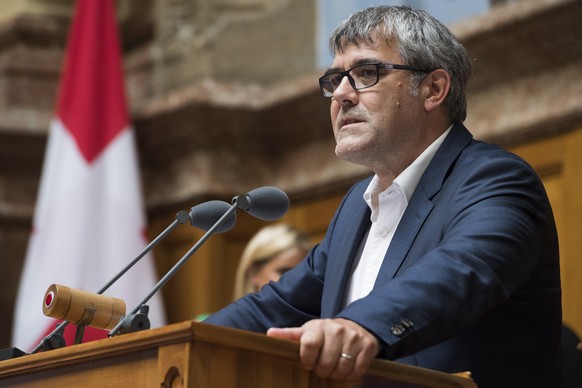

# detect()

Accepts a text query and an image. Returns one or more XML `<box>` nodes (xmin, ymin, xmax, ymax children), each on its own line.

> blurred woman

<box><xmin>233</xmin><ymin>224</ymin><xmax>312</xmax><ymax>300</ymax></box>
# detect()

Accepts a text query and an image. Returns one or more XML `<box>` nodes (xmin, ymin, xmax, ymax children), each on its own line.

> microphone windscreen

<box><xmin>243</xmin><ymin>186</ymin><xmax>290</xmax><ymax>221</ymax></box>
<box><xmin>189</xmin><ymin>200</ymin><xmax>236</xmax><ymax>233</ymax></box>
<box><xmin>43</xmin><ymin>284</ymin><xmax>126</xmax><ymax>330</ymax></box>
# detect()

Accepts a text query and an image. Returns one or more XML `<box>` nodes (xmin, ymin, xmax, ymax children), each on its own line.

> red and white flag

<box><xmin>12</xmin><ymin>0</ymin><xmax>165</xmax><ymax>351</ymax></box>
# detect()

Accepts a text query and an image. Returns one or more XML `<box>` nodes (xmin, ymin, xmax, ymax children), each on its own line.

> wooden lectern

<box><xmin>0</xmin><ymin>321</ymin><xmax>476</xmax><ymax>387</ymax></box>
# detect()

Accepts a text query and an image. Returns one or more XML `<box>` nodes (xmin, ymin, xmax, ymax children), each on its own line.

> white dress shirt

<box><xmin>342</xmin><ymin>126</ymin><xmax>452</xmax><ymax>307</ymax></box>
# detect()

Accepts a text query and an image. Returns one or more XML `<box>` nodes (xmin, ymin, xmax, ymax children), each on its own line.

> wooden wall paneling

<box><xmin>282</xmin><ymin>194</ymin><xmax>345</xmax><ymax>244</ymax></box>
<box><xmin>561</xmin><ymin>127</ymin><xmax>582</xmax><ymax>336</ymax></box>
<box><xmin>510</xmin><ymin>128</ymin><xmax>582</xmax><ymax>338</ymax></box>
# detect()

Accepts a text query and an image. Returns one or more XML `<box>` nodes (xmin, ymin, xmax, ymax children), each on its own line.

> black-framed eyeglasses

<box><xmin>318</xmin><ymin>62</ymin><xmax>435</xmax><ymax>98</ymax></box>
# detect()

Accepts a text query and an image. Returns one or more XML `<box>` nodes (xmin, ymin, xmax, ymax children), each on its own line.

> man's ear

<box><xmin>423</xmin><ymin>69</ymin><xmax>451</xmax><ymax>113</ymax></box>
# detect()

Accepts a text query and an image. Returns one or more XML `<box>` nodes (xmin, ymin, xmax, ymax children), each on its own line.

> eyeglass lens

<box><xmin>320</xmin><ymin>64</ymin><xmax>380</xmax><ymax>97</ymax></box>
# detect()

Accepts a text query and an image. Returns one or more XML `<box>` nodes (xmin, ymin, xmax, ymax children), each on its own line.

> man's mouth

<box><xmin>341</xmin><ymin>117</ymin><xmax>362</xmax><ymax>126</ymax></box>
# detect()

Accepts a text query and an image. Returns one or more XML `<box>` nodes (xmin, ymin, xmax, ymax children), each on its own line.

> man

<box><xmin>205</xmin><ymin>6</ymin><xmax>564</xmax><ymax>387</ymax></box>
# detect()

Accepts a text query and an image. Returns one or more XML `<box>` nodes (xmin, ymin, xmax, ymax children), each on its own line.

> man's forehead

<box><xmin>330</xmin><ymin>41</ymin><xmax>399</xmax><ymax>68</ymax></box>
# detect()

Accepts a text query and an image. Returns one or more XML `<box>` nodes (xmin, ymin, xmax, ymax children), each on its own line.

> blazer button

<box><xmin>401</xmin><ymin>318</ymin><xmax>413</xmax><ymax>328</ymax></box>
<box><xmin>391</xmin><ymin>324</ymin><xmax>405</xmax><ymax>336</ymax></box>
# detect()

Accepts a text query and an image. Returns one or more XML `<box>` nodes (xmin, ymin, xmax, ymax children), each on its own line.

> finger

<box><xmin>309</xmin><ymin>323</ymin><xmax>344</xmax><ymax>377</ymax></box>
<box><xmin>312</xmin><ymin>345</ymin><xmax>342</xmax><ymax>377</ymax></box>
<box><xmin>266</xmin><ymin>327</ymin><xmax>303</xmax><ymax>342</ymax></box>
<box><xmin>331</xmin><ymin>351</ymin><xmax>357</xmax><ymax>380</ymax></box>
<box><xmin>298</xmin><ymin>325</ymin><xmax>325</xmax><ymax>371</ymax></box>
<box><xmin>339</xmin><ymin>337</ymin><xmax>380</xmax><ymax>381</ymax></box>
<box><xmin>326</xmin><ymin>319</ymin><xmax>381</xmax><ymax>380</ymax></box>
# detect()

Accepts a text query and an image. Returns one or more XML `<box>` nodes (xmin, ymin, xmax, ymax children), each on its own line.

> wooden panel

<box><xmin>158</xmin><ymin>341</ymin><xmax>191</xmax><ymax>387</ymax></box>
<box><xmin>510</xmin><ymin>127</ymin><xmax>582</xmax><ymax>338</ymax></box>
<box><xmin>287</xmin><ymin>194</ymin><xmax>345</xmax><ymax>243</ymax></box>
<box><xmin>0</xmin><ymin>321</ymin><xmax>477</xmax><ymax>387</ymax></box>
<box><xmin>0</xmin><ymin>351</ymin><xmax>158</xmax><ymax>387</ymax></box>
<box><xmin>561</xmin><ymin>129</ymin><xmax>582</xmax><ymax>336</ymax></box>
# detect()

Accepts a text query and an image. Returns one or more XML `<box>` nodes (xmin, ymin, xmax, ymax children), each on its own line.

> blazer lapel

<box><xmin>374</xmin><ymin>123</ymin><xmax>473</xmax><ymax>285</ymax></box>
<box><xmin>321</xmin><ymin>182</ymin><xmax>371</xmax><ymax>317</ymax></box>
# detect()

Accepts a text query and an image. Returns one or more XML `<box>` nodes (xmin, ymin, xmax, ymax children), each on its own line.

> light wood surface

<box><xmin>0</xmin><ymin>321</ymin><xmax>476</xmax><ymax>387</ymax></box>
<box><xmin>510</xmin><ymin>128</ymin><xmax>582</xmax><ymax>336</ymax></box>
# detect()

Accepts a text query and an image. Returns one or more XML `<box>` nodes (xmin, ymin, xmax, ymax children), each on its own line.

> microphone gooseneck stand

<box><xmin>109</xmin><ymin>186</ymin><xmax>289</xmax><ymax>337</ymax></box>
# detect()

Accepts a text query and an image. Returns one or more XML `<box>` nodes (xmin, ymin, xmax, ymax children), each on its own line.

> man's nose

<box><xmin>332</xmin><ymin>76</ymin><xmax>357</xmax><ymax>104</ymax></box>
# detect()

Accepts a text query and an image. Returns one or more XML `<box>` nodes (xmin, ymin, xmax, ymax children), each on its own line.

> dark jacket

<box><xmin>206</xmin><ymin>123</ymin><xmax>564</xmax><ymax>387</ymax></box>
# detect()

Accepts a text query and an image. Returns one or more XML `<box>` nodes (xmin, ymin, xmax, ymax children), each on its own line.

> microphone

<box><xmin>233</xmin><ymin>186</ymin><xmax>290</xmax><ymax>220</ymax></box>
<box><xmin>108</xmin><ymin>186</ymin><xmax>289</xmax><ymax>337</ymax></box>
<box><xmin>189</xmin><ymin>200</ymin><xmax>236</xmax><ymax>232</ymax></box>
<box><xmin>43</xmin><ymin>284</ymin><xmax>126</xmax><ymax>331</ymax></box>
<box><xmin>27</xmin><ymin>200</ymin><xmax>234</xmax><ymax>354</ymax></box>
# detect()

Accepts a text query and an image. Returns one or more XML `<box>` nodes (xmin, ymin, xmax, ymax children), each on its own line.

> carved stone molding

<box><xmin>453</xmin><ymin>0</ymin><xmax>582</xmax><ymax>145</ymax></box>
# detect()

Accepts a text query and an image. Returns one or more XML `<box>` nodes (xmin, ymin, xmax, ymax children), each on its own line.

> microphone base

<box><xmin>42</xmin><ymin>324</ymin><xmax>67</xmax><ymax>351</ymax></box>
<box><xmin>116</xmin><ymin>304</ymin><xmax>151</xmax><ymax>336</ymax></box>
<box><xmin>0</xmin><ymin>347</ymin><xmax>27</xmax><ymax>361</ymax></box>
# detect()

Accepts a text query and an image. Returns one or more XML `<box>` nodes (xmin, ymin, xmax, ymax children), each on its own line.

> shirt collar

<box><xmin>364</xmin><ymin>125</ymin><xmax>453</xmax><ymax>210</ymax></box>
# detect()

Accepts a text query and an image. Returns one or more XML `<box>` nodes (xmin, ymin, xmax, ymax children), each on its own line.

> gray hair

<box><xmin>329</xmin><ymin>6</ymin><xmax>473</xmax><ymax>123</ymax></box>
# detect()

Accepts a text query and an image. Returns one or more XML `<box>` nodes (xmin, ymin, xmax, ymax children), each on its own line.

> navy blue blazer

<box><xmin>206</xmin><ymin>123</ymin><xmax>564</xmax><ymax>387</ymax></box>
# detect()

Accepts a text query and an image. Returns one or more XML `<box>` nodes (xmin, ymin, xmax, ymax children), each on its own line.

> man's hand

<box><xmin>267</xmin><ymin>318</ymin><xmax>381</xmax><ymax>381</ymax></box>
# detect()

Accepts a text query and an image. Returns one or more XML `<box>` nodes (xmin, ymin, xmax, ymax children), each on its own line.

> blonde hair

<box><xmin>233</xmin><ymin>224</ymin><xmax>311</xmax><ymax>300</ymax></box>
